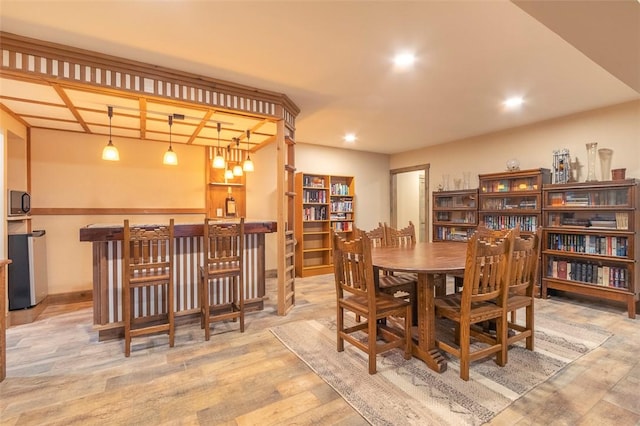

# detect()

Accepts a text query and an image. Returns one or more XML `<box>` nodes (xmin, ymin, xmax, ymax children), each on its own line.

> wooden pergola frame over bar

<box><xmin>0</xmin><ymin>31</ymin><xmax>299</xmax><ymax>316</ymax></box>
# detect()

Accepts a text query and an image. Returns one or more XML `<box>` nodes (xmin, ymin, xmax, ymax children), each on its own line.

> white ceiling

<box><xmin>0</xmin><ymin>0</ymin><xmax>638</xmax><ymax>155</ymax></box>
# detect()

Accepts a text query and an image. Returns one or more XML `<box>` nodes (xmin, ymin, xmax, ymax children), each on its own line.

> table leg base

<box><xmin>412</xmin><ymin>343</ymin><xmax>448</xmax><ymax>373</ymax></box>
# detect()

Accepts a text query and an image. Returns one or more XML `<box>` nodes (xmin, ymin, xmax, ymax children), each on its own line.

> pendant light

<box><xmin>212</xmin><ymin>122</ymin><xmax>225</xmax><ymax>168</ymax></box>
<box><xmin>232</xmin><ymin>137</ymin><xmax>243</xmax><ymax>176</ymax></box>
<box><xmin>243</xmin><ymin>129</ymin><xmax>254</xmax><ymax>172</ymax></box>
<box><xmin>224</xmin><ymin>144</ymin><xmax>234</xmax><ymax>180</ymax></box>
<box><xmin>102</xmin><ymin>106</ymin><xmax>120</xmax><ymax>161</ymax></box>
<box><xmin>163</xmin><ymin>115</ymin><xmax>178</xmax><ymax>165</ymax></box>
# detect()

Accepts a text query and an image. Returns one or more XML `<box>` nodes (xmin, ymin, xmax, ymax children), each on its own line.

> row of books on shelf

<box><xmin>481</xmin><ymin>215</ymin><xmax>538</xmax><ymax>232</ymax></box>
<box><xmin>554</xmin><ymin>190</ymin><xmax>629</xmax><ymax>207</ymax></box>
<box><xmin>481</xmin><ymin>179</ymin><xmax>537</xmax><ymax>193</ymax></box>
<box><xmin>547</xmin><ymin>258</ymin><xmax>629</xmax><ymax>290</ymax></box>
<box><xmin>303</xmin><ymin>189</ymin><xmax>327</xmax><ymax>203</ymax></box>
<box><xmin>303</xmin><ymin>175</ymin><xmax>326</xmax><ymax>188</ymax></box>
<box><xmin>302</xmin><ymin>206</ymin><xmax>327</xmax><ymax>221</ymax></box>
<box><xmin>332</xmin><ymin>221</ymin><xmax>353</xmax><ymax>232</ymax></box>
<box><xmin>435</xmin><ymin>211</ymin><xmax>476</xmax><ymax>223</ymax></box>
<box><xmin>547</xmin><ymin>233</ymin><xmax>628</xmax><ymax>257</ymax></box>
<box><xmin>330</xmin><ymin>212</ymin><xmax>353</xmax><ymax>220</ymax></box>
<box><xmin>481</xmin><ymin>199</ymin><xmax>537</xmax><ymax>210</ymax></box>
<box><xmin>330</xmin><ymin>200</ymin><xmax>353</xmax><ymax>212</ymax></box>
<box><xmin>331</xmin><ymin>183</ymin><xmax>350</xmax><ymax>196</ymax></box>
<box><xmin>434</xmin><ymin>226</ymin><xmax>473</xmax><ymax>241</ymax></box>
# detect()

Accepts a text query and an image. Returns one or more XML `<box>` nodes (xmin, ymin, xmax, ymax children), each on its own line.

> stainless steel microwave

<box><xmin>8</xmin><ymin>190</ymin><xmax>31</xmax><ymax>216</ymax></box>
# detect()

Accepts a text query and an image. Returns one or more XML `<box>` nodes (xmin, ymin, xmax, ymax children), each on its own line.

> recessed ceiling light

<box><xmin>503</xmin><ymin>96</ymin><xmax>524</xmax><ymax>109</ymax></box>
<box><xmin>344</xmin><ymin>133</ymin><xmax>356</xmax><ymax>143</ymax></box>
<box><xmin>393</xmin><ymin>52</ymin><xmax>416</xmax><ymax>69</ymax></box>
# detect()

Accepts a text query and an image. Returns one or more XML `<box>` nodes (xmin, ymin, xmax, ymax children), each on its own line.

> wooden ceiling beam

<box><xmin>51</xmin><ymin>83</ymin><xmax>91</xmax><ymax>133</ymax></box>
<box><xmin>187</xmin><ymin>109</ymin><xmax>214</xmax><ymax>145</ymax></box>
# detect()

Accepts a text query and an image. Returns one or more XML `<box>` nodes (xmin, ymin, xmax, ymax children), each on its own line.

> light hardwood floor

<box><xmin>2</xmin><ymin>274</ymin><xmax>639</xmax><ymax>425</ymax></box>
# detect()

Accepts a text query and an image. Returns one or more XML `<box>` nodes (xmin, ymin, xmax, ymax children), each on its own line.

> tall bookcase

<box><xmin>478</xmin><ymin>168</ymin><xmax>551</xmax><ymax>234</ymax></box>
<box><xmin>294</xmin><ymin>172</ymin><xmax>355</xmax><ymax>277</ymax></box>
<box><xmin>541</xmin><ymin>179</ymin><xmax>639</xmax><ymax>318</ymax></box>
<box><xmin>432</xmin><ymin>189</ymin><xmax>478</xmax><ymax>242</ymax></box>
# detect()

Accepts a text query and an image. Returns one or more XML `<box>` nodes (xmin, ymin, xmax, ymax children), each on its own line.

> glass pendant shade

<box><xmin>102</xmin><ymin>140</ymin><xmax>119</xmax><ymax>161</ymax></box>
<box><xmin>243</xmin><ymin>156</ymin><xmax>254</xmax><ymax>172</ymax></box>
<box><xmin>213</xmin><ymin>151</ymin><xmax>226</xmax><ymax>168</ymax></box>
<box><xmin>224</xmin><ymin>168</ymin><xmax>234</xmax><ymax>180</ymax></box>
<box><xmin>233</xmin><ymin>164</ymin><xmax>243</xmax><ymax>176</ymax></box>
<box><xmin>163</xmin><ymin>147</ymin><xmax>178</xmax><ymax>165</ymax></box>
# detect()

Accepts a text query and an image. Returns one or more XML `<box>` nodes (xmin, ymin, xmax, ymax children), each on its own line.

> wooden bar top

<box><xmin>79</xmin><ymin>220</ymin><xmax>277</xmax><ymax>242</ymax></box>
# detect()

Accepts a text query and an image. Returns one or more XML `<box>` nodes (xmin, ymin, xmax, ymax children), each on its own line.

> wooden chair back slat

<box><xmin>364</xmin><ymin>222</ymin><xmax>387</xmax><ymax>248</ymax></box>
<box><xmin>385</xmin><ymin>221</ymin><xmax>416</xmax><ymax>247</ymax></box>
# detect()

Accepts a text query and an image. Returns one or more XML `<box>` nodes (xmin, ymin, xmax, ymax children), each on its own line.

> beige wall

<box><xmin>28</xmin><ymin>129</ymin><xmax>206</xmax><ymax>295</ymax></box>
<box><xmin>391</xmin><ymin>100</ymin><xmax>640</xmax><ymax>240</ymax></box>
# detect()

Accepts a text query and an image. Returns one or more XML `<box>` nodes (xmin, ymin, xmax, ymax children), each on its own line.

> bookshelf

<box><xmin>294</xmin><ymin>172</ymin><xmax>355</xmax><ymax>277</ymax></box>
<box><xmin>541</xmin><ymin>179</ymin><xmax>639</xmax><ymax>318</ymax></box>
<box><xmin>478</xmin><ymin>168</ymin><xmax>551</xmax><ymax>234</ymax></box>
<box><xmin>432</xmin><ymin>189</ymin><xmax>478</xmax><ymax>242</ymax></box>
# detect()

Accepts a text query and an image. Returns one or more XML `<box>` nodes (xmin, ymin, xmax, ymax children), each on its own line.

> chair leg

<box><xmin>368</xmin><ymin>316</ymin><xmax>377</xmax><ymax>374</ymax></box>
<box><xmin>459</xmin><ymin>317</ymin><xmax>471</xmax><ymax>381</ymax></box>
<box><xmin>202</xmin><ymin>278</ymin><xmax>211</xmax><ymax>341</ymax></box>
<box><xmin>168</xmin><ymin>282</ymin><xmax>175</xmax><ymax>348</ymax></box>
<box><xmin>497</xmin><ymin>313</ymin><xmax>508</xmax><ymax>366</ymax></box>
<box><xmin>124</xmin><ymin>287</ymin><xmax>131</xmax><ymax>357</ymax></box>
<box><xmin>525</xmin><ymin>305</ymin><xmax>534</xmax><ymax>350</ymax></box>
<box><xmin>337</xmin><ymin>306</ymin><xmax>345</xmax><ymax>352</ymax></box>
<box><xmin>239</xmin><ymin>276</ymin><xmax>245</xmax><ymax>333</ymax></box>
<box><xmin>404</xmin><ymin>306</ymin><xmax>412</xmax><ymax>360</ymax></box>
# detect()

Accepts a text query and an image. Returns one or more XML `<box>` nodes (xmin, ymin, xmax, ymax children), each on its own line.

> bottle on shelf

<box><xmin>225</xmin><ymin>186</ymin><xmax>236</xmax><ymax>217</ymax></box>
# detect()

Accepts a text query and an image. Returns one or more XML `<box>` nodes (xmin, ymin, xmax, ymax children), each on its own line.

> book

<box><xmin>557</xmin><ymin>261</ymin><xmax>567</xmax><ymax>279</ymax></box>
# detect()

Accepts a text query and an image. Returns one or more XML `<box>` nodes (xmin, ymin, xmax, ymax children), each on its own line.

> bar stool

<box><xmin>122</xmin><ymin>219</ymin><xmax>175</xmax><ymax>357</ymax></box>
<box><xmin>200</xmin><ymin>217</ymin><xmax>245</xmax><ymax>340</ymax></box>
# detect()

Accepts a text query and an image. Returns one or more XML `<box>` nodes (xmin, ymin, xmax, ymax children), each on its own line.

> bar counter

<box><xmin>80</xmin><ymin>220</ymin><xmax>277</xmax><ymax>340</ymax></box>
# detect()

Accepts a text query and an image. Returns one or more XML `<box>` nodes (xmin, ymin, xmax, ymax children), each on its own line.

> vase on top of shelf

<box><xmin>585</xmin><ymin>142</ymin><xmax>598</xmax><ymax>182</ymax></box>
<box><xmin>598</xmin><ymin>148</ymin><xmax>613</xmax><ymax>181</ymax></box>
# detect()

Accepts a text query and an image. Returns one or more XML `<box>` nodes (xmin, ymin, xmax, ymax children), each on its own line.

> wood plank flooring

<box><xmin>2</xmin><ymin>274</ymin><xmax>639</xmax><ymax>425</ymax></box>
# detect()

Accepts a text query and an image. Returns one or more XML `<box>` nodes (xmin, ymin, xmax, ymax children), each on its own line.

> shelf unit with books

<box><xmin>294</xmin><ymin>172</ymin><xmax>355</xmax><ymax>277</ymax></box>
<box><xmin>541</xmin><ymin>179</ymin><xmax>639</xmax><ymax>318</ymax></box>
<box><xmin>432</xmin><ymin>188</ymin><xmax>478</xmax><ymax>242</ymax></box>
<box><xmin>478</xmin><ymin>168</ymin><xmax>551</xmax><ymax>234</ymax></box>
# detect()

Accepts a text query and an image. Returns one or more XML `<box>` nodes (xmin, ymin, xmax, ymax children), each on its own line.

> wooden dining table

<box><xmin>371</xmin><ymin>241</ymin><xmax>467</xmax><ymax>373</ymax></box>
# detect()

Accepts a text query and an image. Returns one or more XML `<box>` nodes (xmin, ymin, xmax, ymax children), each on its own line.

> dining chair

<box><xmin>332</xmin><ymin>229</ymin><xmax>412</xmax><ymax>374</ymax></box>
<box><xmin>434</xmin><ymin>230</ymin><xmax>515</xmax><ymax>380</ymax></box>
<box><xmin>200</xmin><ymin>217</ymin><xmax>245</xmax><ymax>341</ymax></box>
<box><xmin>501</xmin><ymin>227</ymin><xmax>541</xmax><ymax>359</ymax></box>
<box><xmin>122</xmin><ymin>219</ymin><xmax>175</xmax><ymax>357</ymax></box>
<box><xmin>365</xmin><ymin>223</ymin><xmax>418</xmax><ymax>324</ymax></box>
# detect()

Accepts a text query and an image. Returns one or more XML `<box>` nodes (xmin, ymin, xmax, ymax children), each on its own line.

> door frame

<box><xmin>390</xmin><ymin>164</ymin><xmax>430</xmax><ymax>242</ymax></box>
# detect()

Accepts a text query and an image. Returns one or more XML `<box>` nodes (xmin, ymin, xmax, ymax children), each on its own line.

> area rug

<box><xmin>270</xmin><ymin>311</ymin><xmax>611</xmax><ymax>426</ymax></box>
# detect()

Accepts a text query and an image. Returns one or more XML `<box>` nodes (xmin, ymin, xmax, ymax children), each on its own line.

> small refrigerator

<box><xmin>8</xmin><ymin>230</ymin><xmax>48</xmax><ymax>310</ymax></box>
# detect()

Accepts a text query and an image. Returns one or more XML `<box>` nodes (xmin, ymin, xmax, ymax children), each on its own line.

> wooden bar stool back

<box><xmin>332</xmin><ymin>229</ymin><xmax>412</xmax><ymax>374</ymax></box>
<box><xmin>122</xmin><ymin>219</ymin><xmax>175</xmax><ymax>357</ymax></box>
<box><xmin>200</xmin><ymin>217</ymin><xmax>245</xmax><ymax>341</ymax></box>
